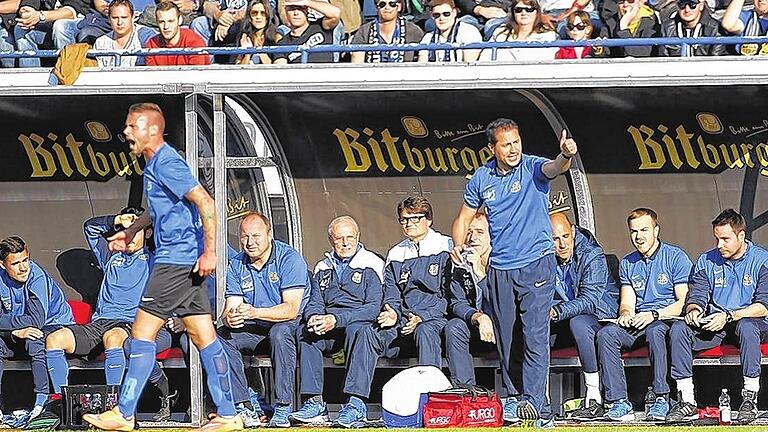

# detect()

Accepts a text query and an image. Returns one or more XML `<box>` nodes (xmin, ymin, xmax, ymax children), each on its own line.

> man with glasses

<box><xmin>659</xmin><ymin>0</ymin><xmax>724</xmax><ymax>56</ymax></box>
<box><xmin>350</xmin><ymin>0</ymin><xmax>423</xmax><ymax>63</ymax></box>
<box><xmin>417</xmin><ymin>0</ymin><xmax>481</xmax><ymax>62</ymax></box>
<box><xmin>289</xmin><ymin>216</ymin><xmax>385</xmax><ymax>428</ymax></box>
<box><xmin>451</xmin><ymin>118</ymin><xmax>577</xmax><ymax>429</ymax></box>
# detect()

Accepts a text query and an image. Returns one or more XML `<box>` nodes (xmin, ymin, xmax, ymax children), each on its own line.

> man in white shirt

<box><xmin>94</xmin><ymin>0</ymin><xmax>144</xmax><ymax>67</ymax></box>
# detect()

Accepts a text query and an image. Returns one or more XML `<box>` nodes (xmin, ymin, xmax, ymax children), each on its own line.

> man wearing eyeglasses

<box><xmin>417</xmin><ymin>0</ymin><xmax>481</xmax><ymax>62</ymax></box>
<box><xmin>377</xmin><ymin>197</ymin><xmax>452</xmax><ymax>370</ymax></box>
<box><xmin>659</xmin><ymin>0</ymin><xmax>724</xmax><ymax>56</ymax></box>
<box><xmin>350</xmin><ymin>0</ymin><xmax>424</xmax><ymax>63</ymax></box>
<box><xmin>451</xmin><ymin>118</ymin><xmax>577</xmax><ymax>429</ymax></box>
<box><xmin>289</xmin><ymin>216</ymin><xmax>385</xmax><ymax>428</ymax></box>
<box><xmin>721</xmin><ymin>0</ymin><xmax>768</xmax><ymax>55</ymax></box>
<box><xmin>273</xmin><ymin>0</ymin><xmax>340</xmax><ymax>63</ymax></box>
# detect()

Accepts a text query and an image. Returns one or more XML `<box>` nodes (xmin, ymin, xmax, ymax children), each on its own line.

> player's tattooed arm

<box><xmin>186</xmin><ymin>185</ymin><xmax>217</xmax><ymax>276</ymax></box>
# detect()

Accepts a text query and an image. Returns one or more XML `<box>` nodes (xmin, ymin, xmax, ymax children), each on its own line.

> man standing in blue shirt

<box><xmin>666</xmin><ymin>209</ymin><xmax>768</xmax><ymax>424</ymax></box>
<box><xmin>444</xmin><ymin>212</ymin><xmax>496</xmax><ymax>386</ymax></box>
<box><xmin>84</xmin><ymin>103</ymin><xmax>241</xmax><ymax>432</ymax></box>
<box><xmin>597</xmin><ymin>208</ymin><xmax>691</xmax><ymax>422</ymax></box>
<box><xmin>451</xmin><ymin>118</ymin><xmax>577</xmax><ymax>428</ymax></box>
<box><xmin>44</xmin><ymin>209</ymin><xmax>175</xmax><ymax>423</ymax></box>
<box><xmin>289</xmin><ymin>216</ymin><xmax>385</xmax><ymax>428</ymax></box>
<box><xmin>219</xmin><ymin>211</ymin><xmax>309</xmax><ymax>428</ymax></box>
<box><xmin>0</xmin><ymin>236</ymin><xmax>74</xmax><ymax>420</ymax></box>
<box><xmin>548</xmin><ymin>212</ymin><xmax>619</xmax><ymax>420</ymax></box>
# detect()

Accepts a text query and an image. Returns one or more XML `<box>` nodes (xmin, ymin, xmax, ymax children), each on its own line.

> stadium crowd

<box><xmin>0</xmin><ymin>0</ymin><xmax>766</xmax><ymax>67</ymax></box>
<box><xmin>1</xmin><ymin>115</ymin><xmax>767</xmax><ymax>431</ymax></box>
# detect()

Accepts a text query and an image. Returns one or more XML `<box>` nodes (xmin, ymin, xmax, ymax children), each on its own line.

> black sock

<box><xmin>154</xmin><ymin>373</ymin><xmax>170</xmax><ymax>398</ymax></box>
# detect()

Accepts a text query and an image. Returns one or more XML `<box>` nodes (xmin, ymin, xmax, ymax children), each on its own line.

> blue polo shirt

<box><xmin>688</xmin><ymin>241</ymin><xmax>768</xmax><ymax>313</ymax></box>
<box><xmin>143</xmin><ymin>143</ymin><xmax>204</xmax><ymax>266</ymax></box>
<box><xmin>464</xmin><ymin>156</ymin><xmax>554</xmax><ymax>270</ymax></box>
<box><xmin>84</xmin><ymin>216</ymin><xmax>153</xmax><ymax>322</ymax></box>
<box><xmin>226</xmin><ymin>240</ymin><xmax>310</xmax><ymax>314</ymax></box>
<box><xmin>619</xmin><ymin>241</ymin><xmax>692</xmax><ymax>312</ymax></box>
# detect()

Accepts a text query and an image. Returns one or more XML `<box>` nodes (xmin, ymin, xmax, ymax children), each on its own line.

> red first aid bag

<box><xmin>422</xmin><ymin>386</ymin><xmax>504</xmax><ymax>428</ymax></box>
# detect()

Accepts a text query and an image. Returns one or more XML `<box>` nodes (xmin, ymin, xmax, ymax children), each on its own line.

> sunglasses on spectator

<box><xmin>617</xmin><ymin>0</ymin><xmax>635</xmax><ymax>3</ymax></box>
<box><xmin>285</xmin><ymin>5</ymin><xmax>307</xmax><ymax>11</ymax></box>
<box><xmin>250</xmin><ymin>9</ymin><xmax>266</xmax><ymax>16</ymax></box>
<box><xmin>567</xmin><ymin>22</ymin><xmax>590</xmax><ymax>30</ymax></box>
<box><xmin>677</xmin><ymin>0</ymin><xmax>699</xmax><ymax>8</ymax></box>
<box><xmin>431</xmin><ymin>11</ymin><xmax>452</xmax><ymax>17</ymax></box>
<box><xmin>513</xmin><ymin>5</ymin><xmax>537</xmax><ymax>13</ymax></box>
<box><xmin>377</xmin><ymin>1</ymin><xmax>399</xmax><ymax>8</ymax></box>
<box><xmin>398</xmin><ymin>214</ymin><xmax>426</xmax><ymax>225</ymax></box>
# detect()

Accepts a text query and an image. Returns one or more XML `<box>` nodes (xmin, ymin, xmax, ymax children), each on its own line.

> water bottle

<box><xmin>719</xmin><ymin>388</ymin><xmax>731</xmax><ymax>425</ymax></box>
<box><xmin>644</xmin><ymin>386</ymin><xmax>655</xmax><ymax>415</ymax></box>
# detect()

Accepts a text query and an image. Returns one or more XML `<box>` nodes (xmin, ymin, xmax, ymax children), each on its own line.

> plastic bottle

<box><xmin>719</xmin><ymin>388</ymin><xmax>731</xmax><ymax>425</ymax></box>
<box><xmin>644</xmin><ymin>386</ymin><xmax>655</xmax><ymax>415</ymax></box>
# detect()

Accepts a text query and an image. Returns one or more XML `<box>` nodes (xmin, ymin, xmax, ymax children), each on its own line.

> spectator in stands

<box><xmin>190</xmin><ymin>0</ymin><xmax>245</xmax><ymax>46</ymax></box>
<box><xmin>454</xmin><ymin>0</ymin><xmax>509</xmax><ymax>40</ymax></box>
<box><xmin>452</xmin><ymin>120</ymin><xmax>577</xmax><ymax>429</ymax></box>
<box><xmin>235</xmin><ymin>0</ymin><xmax>280</xmax><ymax>64</ymax></box>
<box><xmin>478</xmin><ymin>0</ymin><xmax>558</xmax><ymax>61</ymax></box>
<box><xmin>93</xmin><ymin>0</ymin><xmax>146</xmax><ymax>67</ymax></box>
<box><xmin>42</xmin><ymin>209</ymin><xmax>176</xmax><ymax>425</ymax></box>
<box><xmin>219</xmin><ymin>212</ymin><xmax>310</xmax><ymax>427</ymax></box>
<box><xmin>417</xmin><ymin>0</ymin><xmax>482</xmax><ymax>62</ymax></box>
<box><xmin>349</xmin><ymin>0</ymin><xmax>423</xmax><ymax>63</ymax></box>
<box><xmin>289</xmin><ymin>216</ymin><xmax>385</xmax><ymax>428</ymax></box>
<box><xmin>556</xmin><ymin>11</ymin><xmax>604</xmax><ymax>58</ymax></box>
<box><xmin>13</xmin><ymin>0</ymin><xmax>91</xmax><ymax>67</ymax></box>
<box><xmin>666</xmin><ymin>209</ymin><xmax>768</xmax><ymax>424</ymax></box>
<box><xmin>443</xmin><ymin>212</ymin><xmax>496</xmax><ymax>386</ymax></box>
<box><xmin>137</xmin><ymin>0</ymin><xmax>203</xmax><ymax>29</ymax></box>
<box><xmin>548</xmin><ymin>212</ymin><xmax>619</xmax><ymax>420</ymax></box>
<box><xmin>0</xmin><ymin>0</ymin><xmax>16</xmax><ymax>67</ymax></box>
<box><xmin>601</xmin><ymin>0</ymin><xmax>659</xmax><ymax>57</ymax></box>
<box><xmin>597</xmin><ymin>208</ymin><xmax>692</xmax><ymax>422</ymax></box>
<box><xmin>659</xmin><ymin>0</ymin><xmax>725</xmax><ymax>56</ymax></box>
<box><xmin>0</xmin><ymin>236</ymin><xmax>74</xmax><ymax>423</ymax></box>
<box><xmin>379</xmin><ymin>196</ymin><xmax>451</xmax><ymax>370</ymax></box>
<box><xmin>721</xmin><ymin>0</ymin><xmax>768</xmax><ymax>55</ymax></box>
<box><xmin>145</xmin><ymin>1</ymin><xmax>210</xmax><ymax>65</ymax></box>
<box><xmin>272</xmin><ymin>0</ymin><xmax>340</xmax><ymax>63</ymax></box>
<box><xmin>539</xmin><ymin>0</ymin><xmax>599</xmax><ymax>37</ymax></box>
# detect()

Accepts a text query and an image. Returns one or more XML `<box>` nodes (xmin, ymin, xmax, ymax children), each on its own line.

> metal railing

<box><xmin>1</xmin><ymin>35</ymin><xmax>767</xmax><ymax>65</ymax></box>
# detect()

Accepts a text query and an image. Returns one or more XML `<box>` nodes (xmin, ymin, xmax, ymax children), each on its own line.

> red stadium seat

<box><xmin>622</xmin><ymin>347</ymin><xmax>649</xmax><ymax>358</ymax></box>
<box><xmin>155</xmin><ymin>348</ymin><xmax>184</xmax><ymax>360</ymax></box>
<box><xmin>67</xmin><ymin>299</ymin><xmax>92</xmax><ymax>325</ymax></box>
<box><xmin>551</xmin><ymin>347</ymin><xmax>579</xmax><ymax>358</ymax></box>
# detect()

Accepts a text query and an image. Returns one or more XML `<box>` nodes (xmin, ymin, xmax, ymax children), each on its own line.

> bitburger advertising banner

<box><xmin>0</xmin><ymin>95</ymin><xmax>185</xmax><ymax>182</ymax></box>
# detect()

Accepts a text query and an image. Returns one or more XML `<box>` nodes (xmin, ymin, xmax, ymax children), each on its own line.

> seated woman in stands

<box><xmin>236</xmin><ymin>0</ymin><xmax>282</xmax><ymax>64</ymax></box>
<box><xmin>479</xmin><ymin>0</ymin><xmax>558</xmax><ymax>61</ymax></box>
<box><xmin>555</xmin><ymin>11</ymin><xmax>604</xmax><ymax>58</ymax></box>
<box><xmin>601</xmin><ymin>0</ymin><xmax>659</xmax><ymax>57</ymax></box>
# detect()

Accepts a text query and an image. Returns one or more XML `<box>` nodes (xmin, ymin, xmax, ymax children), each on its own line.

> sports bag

<box><xmin>423</xmin><ymin>384</ymin><xmax>504</xmax><ymax>428</ymax></box>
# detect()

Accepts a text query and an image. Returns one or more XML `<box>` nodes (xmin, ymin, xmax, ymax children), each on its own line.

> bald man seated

<box><xmin>548</xmin><ymin>212</ymin><xmax>620</xmax><ymax>420</ymax></box>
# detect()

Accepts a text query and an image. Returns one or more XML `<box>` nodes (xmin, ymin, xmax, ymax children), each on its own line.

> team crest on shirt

<box><xmin>399</xmin><ymin>269</ymin><xmax>411</xmax><ymax>285</ymax></box>
<box><xmin>352</xmin><ymin>272</ymin><xmax>362</xmax><ymax>284</ymax></box>
<box><xmin>510</xmin><ymin>181</ymin><xmax>521</xmax><ymax>193</ymax></box>
<box><xmin>429</xmin><ymin>263</ymin><xmax>439</xmax><ymax>276</ymax></box>
<box><xmin>657</xmin><ymin>273</ymin><xmax>669</xmax><ymax>285</ymax></box>
<box><xmin>743</xmin><ymin>274</ymin><xmax>754</xmax><ymax>286</ymax></box>
<box><xmin>482</xmin><ymin>188</ymin><xmax>496</xmax><ymax>202</ymax></box>
<box><xmin>269</xmin><ymin>272</ymin><xmax>279</xmax><ymax>283</ymax></box>
<box><xmin>319</xmin><ymin>273</ymin><xmax>331</xmax><ymax>290</ymax></box>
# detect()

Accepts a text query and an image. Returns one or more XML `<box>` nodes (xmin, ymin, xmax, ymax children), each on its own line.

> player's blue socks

<box><xmin>199</xmin><ymin>338</ymin><xmax>237</xmax><ymax>417</ymax></box>
<box><xmin>104</xmin><ymin>348</ymin><xmax>126</xmax><ymax>386</ymax></box>
<box><xmin>45</xmin><ymin>349</ymin><xmax>68</xmax><ymax>394</ymax></box>
<box><xmin>34</xmin><ymin>393</ymin><xmax>47</xmax><ymax>407</ymax></box>
<box><xmin>117</xmin><ymin>339</ymin><xmax>155</xmax><ymax>418</ymax></box>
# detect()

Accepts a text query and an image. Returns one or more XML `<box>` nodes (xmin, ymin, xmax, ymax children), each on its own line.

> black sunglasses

<box><xmin>677</xmin><ymin>0</ymin><xmax>699</xmax><ymax>8</ymax></box>
<box><xmin>567</xmin><ymin>22</ymin><xmax>590</xmax><ymax>30</ymax></box>
<box><xmin>431</xmin><ymin>10</ymin><xmax>452</xmax><ymax>18</ymax></box>
<box><xmin>513</xmin><ymin>5</ymin><xmax>537</xmax><ymax>13</ymax></box>
<box><xmin>377</xmin><ymin>1</ymin><xmax>399</xmax><ymax>8</ymax></box>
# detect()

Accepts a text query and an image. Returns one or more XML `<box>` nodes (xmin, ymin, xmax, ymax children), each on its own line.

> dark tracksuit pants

<box><xmin>219</xmin><ymin>320</ymin><xmax>299</xmax><ymax>405</ymax></box>
<box><xmin>597</xmin><ymin>320</ymin><xmax>671</xmax><ymax>401</ymax></box>
<box><xmin>485</xmin><ymin>254</ymin><xmax>556</xmax><ymax>418</ymax></box>
<box><xmin>378</xmin><ymin>318</ymin><xmax>447</xmax><ymax>367</ymax></box>
<box><xmin>550</xmin><ymin>314</ymin><xmax>602</xmax><ymax>373</ymax></box>
<box><xmin>299</xmin><ymin>322</ymin><xmax>380</xmax><ymax>399</ymax></box>
<box><xmin>0</xmin><ymin>326</ymin><xmax>60</xmax><ymax>400</ymax></box>
<box><xmin>670</xmin><ymin>318</ymin><xmax>768</xmax><ymax>381</ymax></box>
<box><xmin>443</xmin><ymin>318</ymin><xmax>498</xmax><ymax>385</ymax></box>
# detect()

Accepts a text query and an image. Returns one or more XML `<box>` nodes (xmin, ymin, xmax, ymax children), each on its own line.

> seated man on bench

<box><xmin>43</xmin><ymin>209</ymin><xmax>175</xmax><ymax>423</ymax></box>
